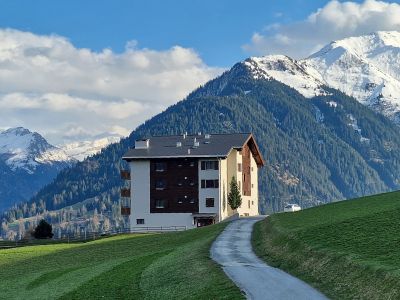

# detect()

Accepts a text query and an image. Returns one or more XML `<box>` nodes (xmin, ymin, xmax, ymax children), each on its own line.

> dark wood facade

<box><xmin>150</xmin><ymin>158</ymin><xmax>199</xmax><ymax>213</ymax></box>
<box><xmin>242</xmin><ymin>144</ymin><xmax>251</xmax><ymax>196</ymax></box>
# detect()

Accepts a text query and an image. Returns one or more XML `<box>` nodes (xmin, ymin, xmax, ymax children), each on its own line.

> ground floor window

<box><xmin>136</xmin><ymin>219</ymin><xmax>145</xmax><ymax>225</ymax></box>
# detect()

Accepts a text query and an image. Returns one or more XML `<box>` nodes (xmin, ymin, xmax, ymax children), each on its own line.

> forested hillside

<box><xmin>3</xmin><ymin>61</ymin><xmax>400</xmax><ymax>225</ymax></box>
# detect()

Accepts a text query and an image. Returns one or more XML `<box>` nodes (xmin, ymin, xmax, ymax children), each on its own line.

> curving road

<box><xmin>211</xmin><ymin>217</ymin><xmax>328</xmax><ymax>300</ymax></box>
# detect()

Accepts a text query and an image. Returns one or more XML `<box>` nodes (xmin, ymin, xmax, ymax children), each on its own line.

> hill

<box><xmin>0</xmin><ymin>223</ymin><xmax>242</xmax><ymax>299</ymax></box>
<box><xmin>253</xmin><ymin>191</ymin><xmax>400</xmax><ymax>299</ymax></box>
<box><xmin>3</xmin><ymin>56</ymin><xmax>400</xmax><ymax>232</ymax></box>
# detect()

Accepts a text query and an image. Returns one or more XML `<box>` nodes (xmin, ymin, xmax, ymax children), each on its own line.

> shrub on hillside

<box><xmin>33</xmin><ymin>219</ymin><xmax>54</xmax><ymax>239</ymax></box>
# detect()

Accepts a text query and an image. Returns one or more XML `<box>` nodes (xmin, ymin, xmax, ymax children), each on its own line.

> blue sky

<box><xmin>0</xmin><ymin>0</ymin><xmax>366</xmax><ymax>66</ymax></box>
<box><xmin>1</xmin><ymin>0</ymin><xmax>400</xmax><ymax>143</ymax></box>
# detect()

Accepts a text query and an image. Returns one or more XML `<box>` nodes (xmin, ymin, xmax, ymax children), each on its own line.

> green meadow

<box><xmin>253</xmin><ymin>191</ymin><xmax>400</xmax><ymax>299</ymax></box>
<box><xmin>0</xmin><ymin>223</ymin><xmax>242</xmax><ymax>300</ymax></box>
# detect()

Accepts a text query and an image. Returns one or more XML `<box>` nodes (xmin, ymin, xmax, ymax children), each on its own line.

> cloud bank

<box><xmin>0</xmin><ymin>29</ymin><xmax>223</xmax><ymax>144</ymax></box>
<box><xmin>244</xmin><ymin>0</ymin><xmax>400</xmax><ymax>58</ymax></box>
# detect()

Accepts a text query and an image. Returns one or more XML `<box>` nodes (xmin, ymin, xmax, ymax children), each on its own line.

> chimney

<box><xmin>198</xmin><ymin>132</ymin><xmax>202</xmax><ymax>136</ymax></box>
<box><xmin>176</xmin><ymin>141</ymin><xmax>182</xmax><ymax>147</ymax></box>
<box><xmin>193</xmin><ymin>137</ymin><xmax>199</xmax><ymax>148</ymax></box>
<box><xmin>188</xmin><ymin>148</ymin><xmax>191</xmax><ymax>154</ymax></box>
<box><xmin>135</xmin><ymin>139</ymin><xmax>149</xmax><ymax>149</ymax></box>
<box><xmin>205</xmin><ymin>134</ymin><xmax>211</xmax><ymax>139</ymax></box>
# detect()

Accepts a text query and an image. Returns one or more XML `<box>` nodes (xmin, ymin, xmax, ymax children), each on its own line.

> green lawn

<box><xmin>0</xmin><ymin>223</ymin><xmax>243</xmax><ymax>300</ymax></box>
<box><xmin>253</xmin><ymin>191</ymin><xmax>400</xmax><ymax>300</ymax></box>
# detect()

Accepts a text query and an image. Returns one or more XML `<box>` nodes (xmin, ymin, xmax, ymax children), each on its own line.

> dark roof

<box><xmin>123</xmin><ymin>133</ymin><xmax>265</xmax><ymax>167</ymax></box>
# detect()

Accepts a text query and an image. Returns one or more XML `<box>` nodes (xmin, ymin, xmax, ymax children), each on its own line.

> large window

<box><xmin>155</xmin><ymin>199</ymin><xmax>166</xmax><ymax>208</ymax></box>
<box><xmin>201</xmin><ymin>161</ymin><xmax>219</xmax><ymax>170</ymax></box>
<box><xmin>155</xmin><ymin>179</ymin><xmax>167</xmax><ymax>190</ymax></box>
<box><xmin>201</xmin><ymin>179</ymin><xmax>219</xmax><ymax>188</ymax></box>
<box><xmin>155</xmin><ymin>162</ymin><xmax>167</xmax><ymax>172</ymax></box>
<box><xmin>206</xmin><ymin>198</ymin><xmax>215</xmax><ymax>207</ymax></box>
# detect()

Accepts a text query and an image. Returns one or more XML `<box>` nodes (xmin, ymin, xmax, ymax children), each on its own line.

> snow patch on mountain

<box><xmin>244</xmin><ymin>55</ymin><xmax>329</xmax><ymax>98</ymax></box>
<box><xmin>306</xmin><ymin>31</ymin><xmax>400</xmax><ymax>123</ymax></box>
<box><xmin>60</xmin><ymin>136</ymin><xmax>121</xmax><ymax>161</ymax></box>
<box><xmin>0</xmin><ymin>127</ymin><xmax>74</xmax><ymax>173</ymax></box>
<box><xmin>244</xmin><ymin>31</ymin><xmax>400</xmax><ymax>124</ymax></box>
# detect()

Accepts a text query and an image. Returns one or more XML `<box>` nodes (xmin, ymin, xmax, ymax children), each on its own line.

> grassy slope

<box><xmin>253</xmin><ymin>191</ymin><xmax>400</xmax><ymax>300</ymax></box>
<box><xmin>0</xmin><ymin>223</ymin><xmax>243</xmax><ymax>300</ymax></box>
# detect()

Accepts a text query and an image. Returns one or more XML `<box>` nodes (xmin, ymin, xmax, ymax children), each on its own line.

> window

<box><xmin>206</xmin><ymin>198</ymin><xmax>215</xmax><ymax>207</ymax></box>
<box><xmin>238</xmin><ymin>181</ymin><xmax>241</xmax><ymax>191</ymax></box>
<box><xmin>189</xmin><ymin>180</ymin><xmax>196</xmax><ymax>187</ymax></box>
<box><xmin>189</xmin><ymin>161</ymin><xmax>196</xmax><ymax>167</ymax></box>
<box><xmin>136</xmin><ymin>219</ymin><xmax>144</xmax><ymax>225</ymax></box>
<box><xmin>177</xmin><ymin>197</ymin><xmax>184</xmax><ymax>204</ymax></box>
<box><xmin>189</xmin><ymin>198</ymin><xmax>196</xmax><ymax>204</ymax></box>
<box><xmin>238</xmin><ymin>163</ymin><xmax>242</xmax><ymax>172</ymax></box>
<box><xmin>248</xmin><ymin>200</ymin><xmax>251</xmax><ymax>209</ymax></box>
<box><xmin>201</xmin><ymin>179</ymin><xmax>219</xmax><ymax>188</ymax></box>
<box><xmin>155</xmin><ymin>199</ymin><xmax>166</xmax><ymax>208</ymax></box>
<box><xmin>155</xmin><ymin>162</ymin><xmax>167</xmax><ymax>172</ymax></box>
<box><xmin>201</xmin><ymin>161</ymin><xmax>218</xmax><ymax>170</ymax></box>
<box><xmin>155</xmin><ymin>179</ymin><xmax>167</xmax><ymax>190</ymax></box>
<box><xmin>251</xmin><ymin>184</ymin><xmax>254</xmax><ymax>188</ymax></box>
<box><xmin>251</xmin><ymin>167</ymin><xmax>254</xmax><ymax>172</ymax></box>
<box><xmin>177</xmin><ymin>179</ymin><xmax>183</xmax><ymax>187</ymax></box>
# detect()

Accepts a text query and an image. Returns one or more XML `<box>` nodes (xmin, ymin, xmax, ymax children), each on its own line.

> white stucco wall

<box><xmin>198</xmin><ymin>160</ymin><xmax>220</xmax><ymax>218</ymax></box>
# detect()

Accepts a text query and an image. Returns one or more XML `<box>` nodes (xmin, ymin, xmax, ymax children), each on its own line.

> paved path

<box><xmin>211</xmin><ymin>217</ymin><xmax>328</xmax><ymax>300</ymax></box>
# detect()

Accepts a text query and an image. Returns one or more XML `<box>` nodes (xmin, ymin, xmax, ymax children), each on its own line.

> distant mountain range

<box><xmin>2</xmin><ymin>31</ymin><xmax>400</xmax><ymax>238</ymax></box>
<box><xmin>0</xmin><ymin>127</ymin><xmax>121</xmax><ymax>211</ymax></box>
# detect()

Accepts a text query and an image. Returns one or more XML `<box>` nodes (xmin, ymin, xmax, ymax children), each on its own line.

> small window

<box><xmin>136</xmin><ymin>219</ymin><xmax>145</xmax><ymax>225</ymax></box>
<box><xmin>189</xmin><ymin>198</ymin><xmax>196</xmax><ymax>204</ymax></box>
<box><xmin>189</xmin><ymin>180</ymin><xmax>196</xmax><ymax>187</ymax></box>
<box><xmin>238</xmin><ymin>163</ymin><xmax>242</xmax><ymax>172</ymax></box>
<box><xmin>177</xmin><ymin>197</ymin><xmax>184</xmax><ymax>204</ymax></box>
<box><xmin>251</xmin><ymin>167</ymin><xmax>254</xmax><ymax>172</ymax></box>
<box><xmin>248</xmin><ymin>200</ymin><xmax>251</xmax><ymax>209</ymax></box>
<box><xmin>177</xmin><ymin>179</ymin><xmax>183</xmax><ymax>187</ymax></box>
<box><xmin>189</xmin><ymin>161</ymin><xmax>195</xmax><ymax>167</ymax></box>
<box><xmin>206</xmin><ymin>198</ymin><xmax>215</xmax><ymax>207</ymax></box>
<box><xmin>155</xmin><ymin>179</ymin><xmax>167</xmax><ymax>190</ymax></box>
<box><xmin>202</xmin><ymin>179</ymin><xmax>219</xmax><ymax>188</ymax></box>
<box><xmin>201</xmin><ymin>161</ymin><xmax>219</xmax><ymax>170</ymax></box>
<box><xmin>155</xmin><ymin>199</ymin><xmax>166</xmax><ymax>208</ymax></box>
<box><xmin>251</xmin><ymin>184</ymin><xmax>254</xmax><ymax>188</ymax></box>
<box><xmin>155</xmin><ymin>162</ymin><xmax>167</xmax><ymax>172</ymax></box>
<box><xmin>252</xmin><ymin>201</ymin><xmax>254</xmax><ymax>205</ymax></box>
<box><xmin>238</xmin><ymin>181</ymin><xmax>241</xmax><ymax>191</ymax></box>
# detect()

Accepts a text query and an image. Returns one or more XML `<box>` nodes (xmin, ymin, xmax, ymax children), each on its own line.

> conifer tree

<box><xmin>228</xmin><ymin>176</ymin><xmax>242</xmax><ymax>210</ymax></box>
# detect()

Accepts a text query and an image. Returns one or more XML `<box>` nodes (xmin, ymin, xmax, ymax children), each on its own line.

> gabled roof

<box><xmin>122</xmin><ymin>133</ymin><xmax>265</xmax><ymax>167</ymax></box>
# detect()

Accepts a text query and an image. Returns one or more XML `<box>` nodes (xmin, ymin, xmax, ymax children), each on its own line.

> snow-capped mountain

<box><xmin>244</xmin><ymin>31</ymin><xmax>400</xmax><ymax>124</ymax></box>
<box><xmin>0</xmin><ymin>127</ymin><xmax>74</xmax><ymax>174</ymax></box>
<box><xmin>60</xmin><ymin>136</ymin><xmax>121</xmax><ymax>161</ymax></box>
<box><xmin>0</xmin><ymin>127</ymin><xmax>76</xmax><ymax>211</ymax></box>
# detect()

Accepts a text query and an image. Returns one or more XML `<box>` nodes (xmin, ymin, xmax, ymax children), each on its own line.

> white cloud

<box><xmin>243</xmin><ymin>0</ymin><xmax>400</xmax><ymax>58</ymax></box>
<box><xmin>0</xmin><ymin>29</ymin><xmax>223</xmax><ymax>144</ymax></box>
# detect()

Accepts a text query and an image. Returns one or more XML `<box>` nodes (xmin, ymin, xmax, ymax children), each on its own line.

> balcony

<box><xmin>120</xmin><ymin>170</ymin><xmax>131</xmax><ymax>180</ymax></box>
<box><xmin>121</xmin><ymin>206</ymin><xmax>131</xmax><ymax>215</ymax></box>
<box><xmin>120</xmin><ymin>188</ymin><xmax>131</xmax><ymax>198</ymax></box>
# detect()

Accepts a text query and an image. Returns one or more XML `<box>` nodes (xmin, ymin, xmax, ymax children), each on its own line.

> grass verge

<box><xmin>252</xmin><ymin>191</ymin><xmax>400</xmax><ymax>300</ymax></box>
<box><xmin>0</xmin><ymin>223</ymin><xmax>243</xmax><ymax>300</ymax></box>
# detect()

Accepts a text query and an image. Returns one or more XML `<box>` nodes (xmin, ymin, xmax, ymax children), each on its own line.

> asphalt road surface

<box><xmin>211</xmin><ymin>217</ymin><xmax>328</xmax><ymax>300</ymax></box>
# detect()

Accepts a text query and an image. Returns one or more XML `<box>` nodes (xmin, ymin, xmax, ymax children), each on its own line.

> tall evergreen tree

<box><xmin>228</xmin><ymin>176</ymin><xmax>242</xmax><ymax>210</ymax></box>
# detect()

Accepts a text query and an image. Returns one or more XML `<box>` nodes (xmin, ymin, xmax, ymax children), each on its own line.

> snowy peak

<box><xmin>243</xmin><ymin>55</ymin><xmax>329</xmax><ymax>98</ymax></box>
<box><xmin>60</xmin><ymin>136</ymin><xmax>121</xmax><ymax>161</ymax></box>
<box><xmin>0</xmin><ymin>127</ymin><xmax>74</xmax><ymax>173</ymax></box>
<box><xmin>305</xmin><ymin>31</ymin><xmax>400</xmax><ymax>123</ymax></box>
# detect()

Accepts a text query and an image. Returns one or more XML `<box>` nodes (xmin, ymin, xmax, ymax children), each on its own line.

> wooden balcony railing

<box><xmin>120</xmin><ymin>170</ymin><xmax>131</xmax><ymax>180</ymax></box>
<box><xmin>120</xmin><ymin>188</ymin><xmax>131</xmax><ymax>198</ymax></box>
<box><xmin>121</xmin><ymin>206</ymin><xmax>131</xmax><ymax>215</ymax></box>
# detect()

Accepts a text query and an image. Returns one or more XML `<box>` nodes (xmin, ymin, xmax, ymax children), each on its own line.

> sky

<box><xmin>0</xmin><ymin>0</ymin><xmax>400</xmax><ymax>144</ymax></box>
